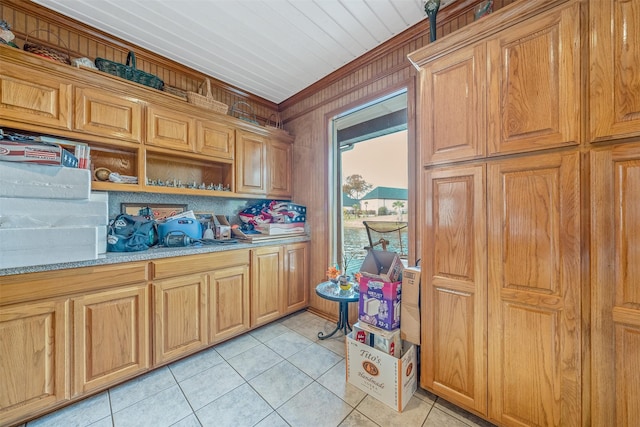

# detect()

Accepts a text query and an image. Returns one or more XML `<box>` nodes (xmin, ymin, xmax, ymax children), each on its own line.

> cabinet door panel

<box><xmin>487</xmin><ymin>2</ymin><xmax>581</xmax><ymax>155</ymax></box>
<box><xmin>209</xmin><ymin>266</ymin><xmax>250</xmax><ymax>343</ymax></box>
<box><xmin>268</xmin><ymin>139</ymin><xmax>293</xmax><ymax>198</ymax></box>
<box><xmin>487</xmin><ymin>151</ymin><xmax>581</xmax><ymax>426</ymax></box>
<box><xmin>423</xmin><ymin>165</ymin><xmax>487</xmax><ymax>414</ymax></box>
<box><xmin>420</xmin><ymin>44</ymin><xmax>486</xmax><ymax>165</ymax></box>
<box><xmin>236</xmin><ymin>131</ymin><xmax>267</xmax><ymax>195</ymax></box>
<box><xmin>251</xmin><ymin>246</ymin><xmax>284</xmax><ymax>326</ymax></box>
<box><xmin>591</xmin><ymin>143</ymin><xmax>640</xmax><ymax>426</ymax></box>
<box><xmin>146</xmin><ymin>106</ymin><xmax>195</xmax><ymax>152</ymax></box>
<box><xmin>73</xmin><ymin>285</ymin><xmax>149</xmax><ymax>395</ymax></box>
<box><xmin>284</xmin><ymin>243</ymin><xmax>308</xmax><ymax>313</ymax></box>
<box><xmin>197</xmin><ymin>120</ymin><xmax>235</xmax><ymax>160</ymax></box>
<box><xmin>590</xmin><ymin>0</ymin><xmax>640</xmax><ymax>141</ymax></box>
<box><xmin>153</xmin><ymin>275</ymin><xmax>208</xmax><ymax>364</ymax></box>
<box><xmin>0</xmin><ymin>63</ymin><xmax>71</xmax><ymax>130</ymax></box>
<box><xmin>74</xmin><ymin>87</ymin><xmax>142</xmax><ymax>142</ymax></box>
<box><xmin>0</xmin><ymin>301</ymin><xmax>68</xmax><ymax>426</ymax></box>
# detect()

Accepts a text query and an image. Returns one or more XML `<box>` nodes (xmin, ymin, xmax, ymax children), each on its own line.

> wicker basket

<box><xmin>163</xmin><ymin>85</ymin><xmax>188</xmax><ymax>101</ymax></box>
<box><xmin>23</xmin><ymin>29</ymin><xmax>70</xmax><ymax>65</ymax></box>
<box><xmin>187</xmin><ymin>79</ymin><xmax>229</xmax><ymax>114</ymax></box>
<box><xmin>95</xmin><ymin>51</ymin><xmax>164</xmax><ymax>90</ymax></box>
<box><xmin>230</xmin><ymin>101</ymin><xmax>259</xmax><ymax>125</ymax></box>
<box><xmin>265</xmin><ymin>113</ymin><xmax>289</xmax><ymax>135</ymax></box>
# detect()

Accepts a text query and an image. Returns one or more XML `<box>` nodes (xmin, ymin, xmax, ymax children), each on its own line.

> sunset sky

<box><xmin>341</xmin><ymin>130</ymin><xmax>408</xmax><ymax>190</ymax></box>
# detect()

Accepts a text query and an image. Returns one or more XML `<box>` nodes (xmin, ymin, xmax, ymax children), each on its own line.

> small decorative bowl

<box><xmin>94</xmin><ymin>167</ymin><xmax>111</xmax><ymax>181</ymax></box>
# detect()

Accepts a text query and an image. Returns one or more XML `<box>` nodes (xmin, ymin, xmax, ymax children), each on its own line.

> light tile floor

<box><xmin>23</xmin><ymin>310</ymin><xmax>497</xmax><ymax>427</ymax></box>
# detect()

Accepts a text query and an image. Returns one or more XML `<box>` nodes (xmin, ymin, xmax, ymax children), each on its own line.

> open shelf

<box><xmin>145</xmin><ymin>152</ymin><xmax>234</xmax><ymax>193</ymax></box>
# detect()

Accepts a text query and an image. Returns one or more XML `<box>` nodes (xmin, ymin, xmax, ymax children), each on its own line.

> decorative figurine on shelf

<box><xmin>424</xmin><ymin>0</ymin><xmax>441</xmax><ymax>43</ymax></box>
<box><xmin>474</xmin><ymin>0</ymin><xmax>493</xmax><ymax>20</ymax></box>
<box><xmin>0</xmin><ymin>20</ymin><xmax>18</xmax><ymax>48</ymax></box>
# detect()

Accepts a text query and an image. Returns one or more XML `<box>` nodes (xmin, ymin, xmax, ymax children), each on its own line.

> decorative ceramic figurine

<box><xmin>474</xmin><ymin>0</ymin><xmax>493</xmax><ymax>20</ymax></box>
<box><xmin>424</xmin><ymin>0</ymin><xmax>441</xmax><ymax>42</ymax></box>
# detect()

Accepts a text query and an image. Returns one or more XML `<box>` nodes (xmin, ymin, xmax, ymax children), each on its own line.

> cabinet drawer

<box><xmin>151</xmin><ymin>249</ymin><xmax>250</xmax><ymax>279</ymax></box>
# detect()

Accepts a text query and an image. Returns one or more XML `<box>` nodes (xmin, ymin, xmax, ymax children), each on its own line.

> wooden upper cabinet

<box><xmin>0</xmin><ymin>300</ymin><xmax>69</xmax><ymax>427</ymax></box>
<box><xmin>422</xmin><ymin>164</ymin><xmax>487</xmax><ymax>415</ymax></box>
<box><xmin>236</xmin><ymin>130</ymin><xmax>267</xmax><ymax>195</ymax></box>
<box><xmin>487</xmin><ymin>150</ymin><xmax>581</xmax><ymax>426</ymax></box>
<box><xmin>590</xmin><ymin>0</ymin><xmax>640</xmax><ymax>142</ymax></box>
<box><xmin>209</xmin><ymin>265</ymin><xmax>250</xmax><ymax>343</ymax></box>
<box><xmin>197</xmin><ymin>119</ymin><xmax>235</xmax><ymax>160</ymax></box>
<box><xmin>72</xmin><ymin>285</ymin><xmax>149</xmax><ymax>396</ymax></box>
<box><xmin>419</xmin><ymin>43</ymin><xmax>486</xmax><ymax>165</ymax></box>
<box><xmin>74</xmin><ymin>87</ymin><xmax>143</xmax><ymax>143</ymax></box>
<box><xmin>146</xmin><ymin>105</ymin><xmax>196</xmax><ymax>152</ymax></box>
<box><xmin>591</xmin><ymin>142</ymin><xmax>640</xmax><ymax>426</ymax></box>
<box><xmin>267</xmin><ymin>138</ymin><xmax>293</xmax><ymax>198</ymax></box>
<box><xmin>487</xmin><ymin>1</ymin><xmax>582</xmax><ymax>155</ymax></box>
<box><xmin>0</xmin><ymin>62</ymin><xmax>72</xmax><ymax>130</ymax></box>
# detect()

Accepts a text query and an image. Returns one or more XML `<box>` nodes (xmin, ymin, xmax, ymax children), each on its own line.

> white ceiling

<box><xmin>33</xmin><ymin>0</ymin><xmax>454</xmax><ymax>104</ymax></box>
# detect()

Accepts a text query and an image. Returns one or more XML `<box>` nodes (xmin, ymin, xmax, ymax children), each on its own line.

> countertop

<box><xmin>0</xmin><ymin>235</ymin><xmax>310</xmax><ymax>277</ymax></box>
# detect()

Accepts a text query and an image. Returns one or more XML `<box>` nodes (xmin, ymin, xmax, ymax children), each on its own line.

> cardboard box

<box><xmin>353</xmin><ymin>322</ymin><xmax>402</xmax><ymax>358</ymax></box>
<box><xmin>0</xmin><ymin>140</ymin><xmax>78</xmax><ymax>167</ymax></box>
<box><xmin>0</xmin><ymin>226</ymin><xmax>98</xmax><ymax>269</ymax></box>
<box><xmin>358</xmin><ymin>276</ymin><xmax>401</xmax><ymax>330</ymax></box>
<box><xmin>400</xmin><ymin>267</ymin><xmax>421</xmax><ymax>345</ymax></box>
<box><xmin>346</xmin><ymin>332</ymin><xmax>417</xmax><ymax>412</ymax></box>
<box><xmin>215</xmin><ymin>214</ymin><xmax>232</xmax><ymax>240</ymax></box>
<box><xmin>360</xmin><ymin>250</ymin><xmax>404</xmax><ymax>283</ymax></box>
<box><xmin>0</xmin><ymin>161</ymin><xmax>91</xmax><ymax>199</ymax></box>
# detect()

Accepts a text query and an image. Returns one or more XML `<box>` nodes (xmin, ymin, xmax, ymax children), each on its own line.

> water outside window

<box><xmin>340</xmin><ymin>130</ymin><xmax>409</xmax><ymax>276</ymax></box>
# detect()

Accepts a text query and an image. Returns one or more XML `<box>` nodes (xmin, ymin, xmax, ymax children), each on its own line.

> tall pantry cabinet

<box><xmin>589</xmin><ymin>0</ymin><xmax>640</xmax><ymax>426</ymax></box>
<box><xmin>410</xmin><ymin>0</ymin><xmax>584</xmax><ymax>425</ymax></box>
<box><xmin>413</xmin><ymin>0</ymin><xmax>640</xmax><ymax>425</ymax></box>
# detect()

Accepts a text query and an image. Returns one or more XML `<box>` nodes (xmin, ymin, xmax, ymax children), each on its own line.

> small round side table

<box><xmin>315</xmin><ymin>281</ymin><xmax>359</xmax><ymax>340</ymax></box>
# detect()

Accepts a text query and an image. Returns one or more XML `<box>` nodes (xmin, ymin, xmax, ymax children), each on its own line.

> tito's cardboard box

<box><xmin>400</xmin><ymin>267</ymin><xmax>421</xmax><ymax>345</ymax></box>
<box><xmin>346</xmin><ymin>332</ymin><xmax>417</xmax><ymax>412</ymax></box>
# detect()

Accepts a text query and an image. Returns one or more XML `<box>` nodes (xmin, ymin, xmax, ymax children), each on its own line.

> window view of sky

<box><xmin>341</xmin><ymin>130</ymin><xmax>408</xmax><ymax>190</ymax></box>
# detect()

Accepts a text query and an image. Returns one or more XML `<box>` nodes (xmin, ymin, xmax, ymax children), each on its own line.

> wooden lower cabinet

<box><xmin>209</xmin><ymin>265</ymin><xmax>250</xmax><ymax>342</ymax></box>
<box><xmin>153</xmin><ymin>274</ymin><xmax>208</xmax><ymax>365</ymax></box>
<box><xmin>0</xmin><ymin>300</ymin><xmax>69</xmax><ymax>427</ymax></box>
<box><xmin>422</xmin><ymin>150</ymin><xmax>582</xmax><ymax>426</ymax></box>
<box><xmin>487</xmin><ymin>151</ymin><xmax>582</xmax><ymax>426</ymax></box>
<box><xmin>0</xmin><ymin>243</ymin><xmax>308</xmax><ymax>425</ymax></box>
<box><xmin>72</xmin><ymin>285</ymin><xmax>150</xmax><ymax>396</ymax></box>
<box><xmin>591</xmin><ymin>142</ymin><xmax>640</xmax><ymax>426</ymax></box>
<box><xmin>284</xmin><ymin>242</ymin><xmax>309</xmax><ymax>313</ymax></box>
<box><xmin>251</xmin><ymin>246</ymin><xmax>285</xmax><ymax>327</ymax></box>
<box><xmin>422</xmin><ymin>164</ymin><xmax>487</xmax><ymax>415</ymax></box>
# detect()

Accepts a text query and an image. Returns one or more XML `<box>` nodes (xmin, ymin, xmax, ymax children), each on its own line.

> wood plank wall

<box><xmin>280</xmin><ymin>0</ymin><xmax>516</xmax><ymax>320</ymax></box>
<box><xmin>0</xmin><ymin>0</ymin><xmax>279</xmax><ymax>124</ymax></box>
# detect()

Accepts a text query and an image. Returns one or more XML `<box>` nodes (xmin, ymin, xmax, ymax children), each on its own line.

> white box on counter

<box><xmin>0</xmin><ymin>226</ymin><xmax>99</xmax><ymax>269</ymax></box>
<box><xmin>0</xmin><ymin>194</ymin><xmax>108</xmax><ymax>228</ymax></box>
<box><xmin>346</xmin><ymin>332</ymin><xmax>417</xmax><ymax>412</ymax></box>
<box><xmin>0</xmin><ymin>161</ymin><xmax>91</xmax><ymax>199</ymax></box>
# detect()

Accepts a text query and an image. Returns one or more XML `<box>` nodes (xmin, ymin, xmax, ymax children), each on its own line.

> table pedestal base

<box><xmin>318</xmin><ymin>300</ymin><xmax>352</xmax><ymax>340</ymax></box>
